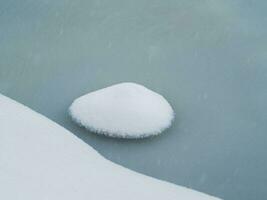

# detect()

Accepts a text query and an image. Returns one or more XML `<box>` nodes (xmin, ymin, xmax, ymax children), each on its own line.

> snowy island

<box><xmin>69</xmin><ymin>82</ymin><xmax>174</xmax><ymax>138</ymax></box>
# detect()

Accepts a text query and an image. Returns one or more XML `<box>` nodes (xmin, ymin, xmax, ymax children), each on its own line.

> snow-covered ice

<box><xmin>0</xmin><ymin>94</ymin><xmax>221</xmax><ymax>200</ymax></box>
<box><xmin>69</xmin><ymin>82</ymin><xmax>174</xmax><ymax>138</ymax></box>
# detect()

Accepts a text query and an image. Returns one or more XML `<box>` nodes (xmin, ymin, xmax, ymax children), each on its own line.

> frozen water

<box><xmin>0</xmin><ymin>94</ymin><xmax>220</xmax><ymax>200</ymax></box>
<box><xmin>1</xmin><ymin>0</ymin><xmax>267</xmax><ymax>199</ymax></box>
<box><xmin>69</xmin><ymin>82</ymin><xmax>174</xmax><ymax>138</ymax></box>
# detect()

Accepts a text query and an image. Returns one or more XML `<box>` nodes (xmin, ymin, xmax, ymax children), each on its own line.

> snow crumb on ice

<box><xmin>0</xmin><ymin>94</ymin><xmax>222</xmax><ymax>200</ymax></box>
<box><xmin>69</xmin><ymin>82</ymin><xmax>174</xmax><ymax>138</ymax></box>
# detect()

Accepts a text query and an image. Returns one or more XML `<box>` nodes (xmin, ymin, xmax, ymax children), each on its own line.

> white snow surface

<box><xmin>69</xmin><ymin>82</ymin><xmax>174</xmax><ymax>138</ymax></box>
<box><xmin>0</xmin><ymin>94</ymin><xmax>221</xmax><ymax>200</ymax></box>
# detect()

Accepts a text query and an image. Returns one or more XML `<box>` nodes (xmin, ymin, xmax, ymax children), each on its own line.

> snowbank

<box><xmin>0</xmin><ymin>94</ymin><xmax>221</xmax><ymax>200</ymax></box>
<box><xmin>69</xmin><ymin>82</ymin><xmax>174</xmax><ymax>138</ymax></box>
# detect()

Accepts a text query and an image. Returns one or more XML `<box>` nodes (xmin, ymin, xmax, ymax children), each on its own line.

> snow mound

<box><xmin>69</xmin><ymin>82</ymin><xmax>174</xmax><ymax>138</ymax></box>
<box><xmin>0</xmin><ymin>94</ymin><xmax>221</xmax><ymax>200</ymax></box>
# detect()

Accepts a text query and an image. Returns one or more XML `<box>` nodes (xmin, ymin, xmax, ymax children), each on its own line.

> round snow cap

<box><xmin>69</xmin><ymin>82</ymin><xmax>174</xmax><ymax>138</ymax></box>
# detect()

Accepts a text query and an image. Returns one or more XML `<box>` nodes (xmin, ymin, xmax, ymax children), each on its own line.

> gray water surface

<box><xmin>1</xmin><ymin>0</ymin><xmax>267</xmax><ymax>199</ymax></box>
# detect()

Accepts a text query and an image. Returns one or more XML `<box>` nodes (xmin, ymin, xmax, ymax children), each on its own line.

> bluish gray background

<box><xmin>1</xmin><ymin>0</ymin><xmax>267</xmax><ymax>199</ymax></box>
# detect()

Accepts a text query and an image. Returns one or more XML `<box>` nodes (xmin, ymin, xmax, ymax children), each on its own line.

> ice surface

<box><xmin>69</xmin><ymin>82</ymin><xmax>174</xmax><ymax>138</ymax></box>
<box><xmin>1</xmin><ymin>0</ymin><xmax>267</xmax><ymax>198</ymax></box>
<box><xmin>0</xmin><ymin>94</ymin><xmax>221</xmax><ymax>200</ymax></box>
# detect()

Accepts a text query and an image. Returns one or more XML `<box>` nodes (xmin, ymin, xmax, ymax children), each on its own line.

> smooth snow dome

<box><xmin>0</xmin><ymin>94</ymin><xmax>221</xmax><ymax>200</ymax></box>
<box><xmin>69</xmin><ymin>82</ymin><xmax>174</xmax><ymax>138</ymax></box>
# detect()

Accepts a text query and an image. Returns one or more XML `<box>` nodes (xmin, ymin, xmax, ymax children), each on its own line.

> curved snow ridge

<box><xmin>69</xmin><ymin>82</ymin><xmax>175</xmax><ymax>138</ymax></box>
<box><xmin>0</xmin><ymin>94</ymin><xmax>222</xmax><ymax>200</ymax></box>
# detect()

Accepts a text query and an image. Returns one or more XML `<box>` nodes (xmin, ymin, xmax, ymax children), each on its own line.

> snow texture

<box><xmin>69</xmin><ymin>82</ymin><xmax>174</xmax><ymax>138</ymax></box>
<box><xmin>0</xmin><ymin>94</ymin><xmax>221</xmax><ymax>200</ymax></box>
